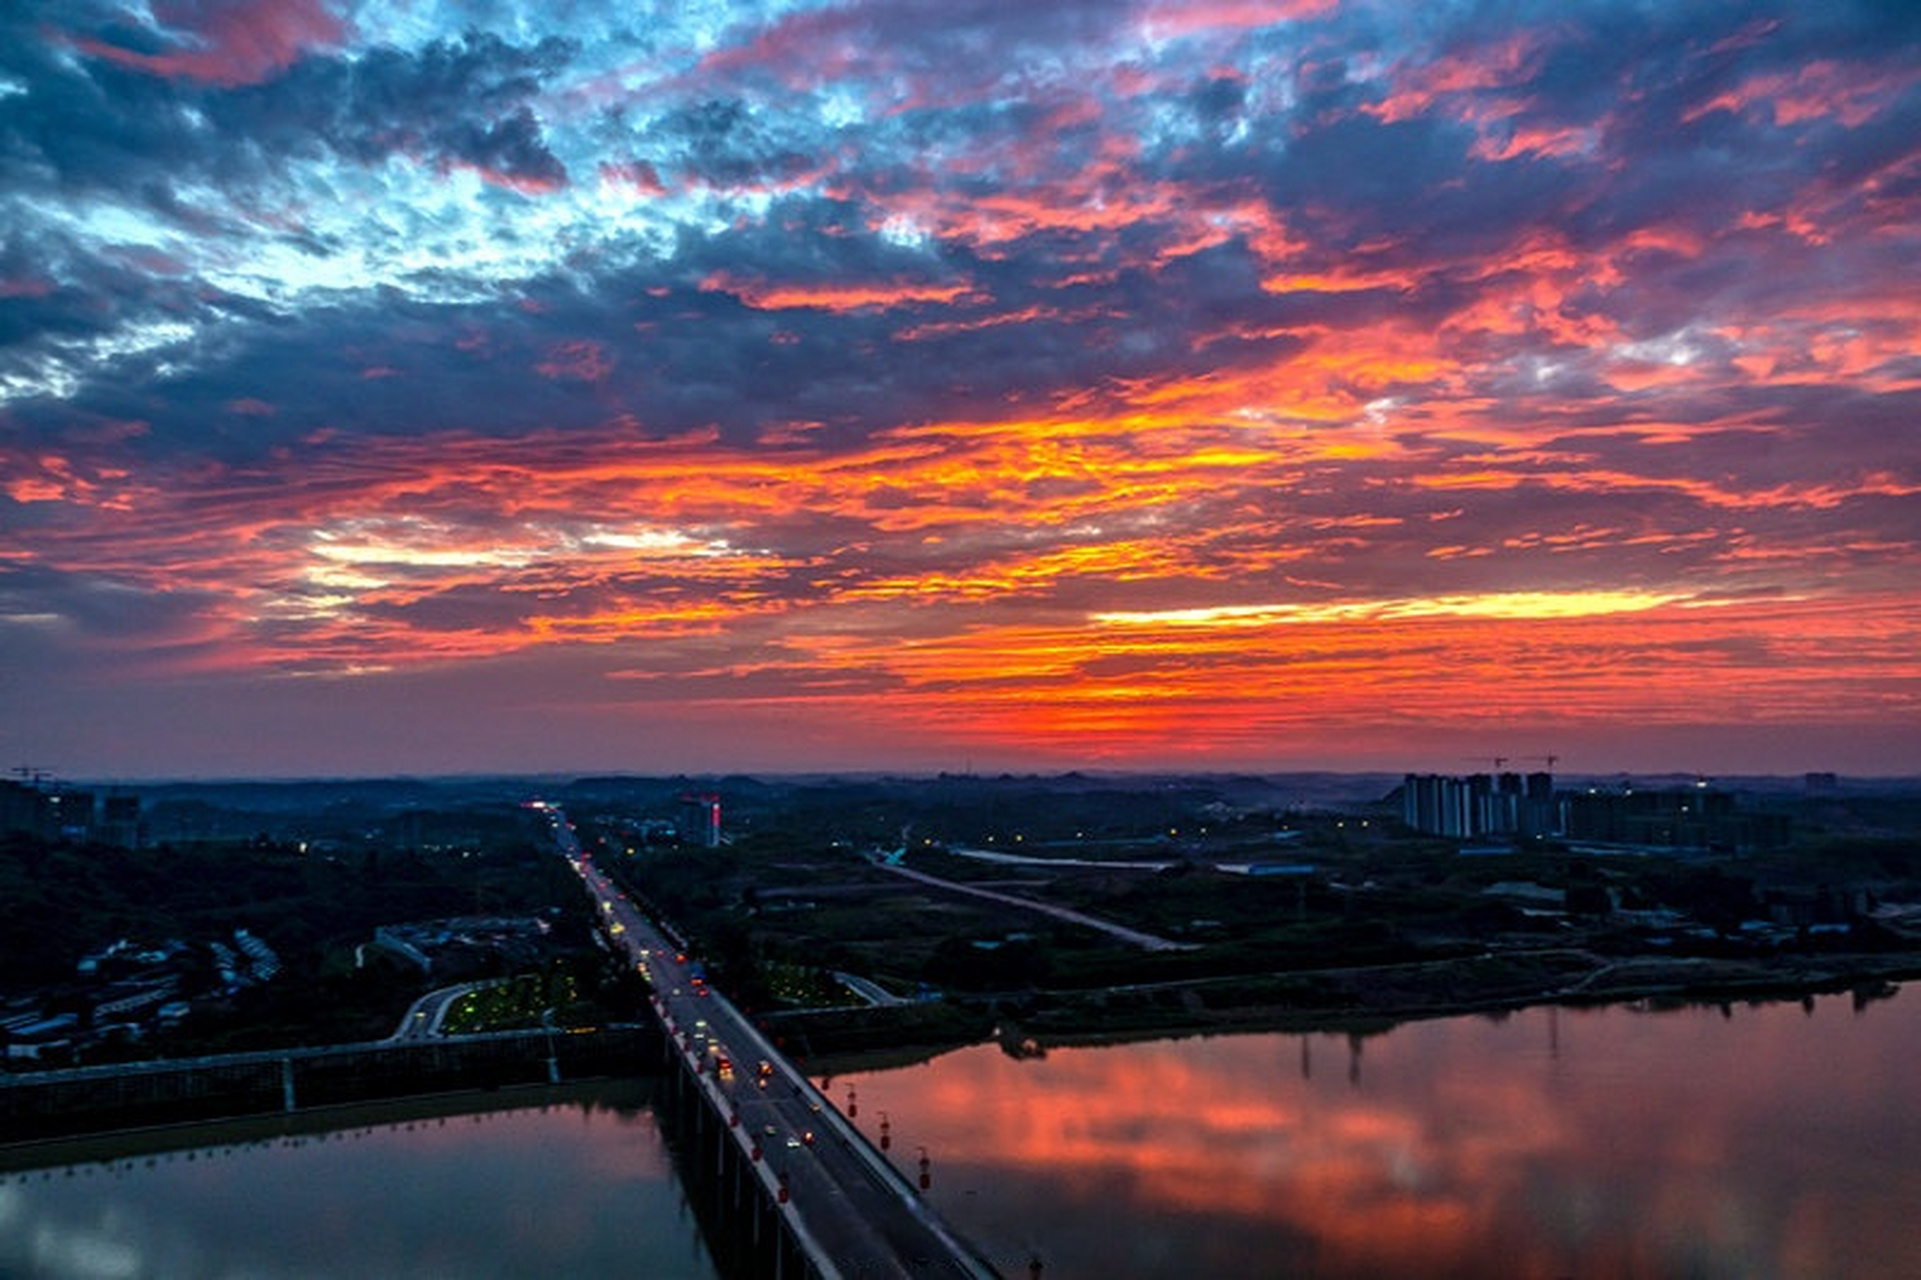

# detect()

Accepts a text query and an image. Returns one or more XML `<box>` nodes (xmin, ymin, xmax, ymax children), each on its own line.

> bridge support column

<box><xmin>280</xmin><ymin>1058</ymin><xmax>297</xmax><ymax>1113</ymax></box>
<box><xmin>729</xmin><ymin>1130</ymin><xmax>745</xmax><ymax>1214</ymax></box>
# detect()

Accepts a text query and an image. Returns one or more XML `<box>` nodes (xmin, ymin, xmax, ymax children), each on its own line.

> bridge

<box><xmin>0</xmin><ymin>1025</ymin><xmax>654</xmax><ymax>1149</ymax></box>
<box><xmin>538</xmin><ymin>804</ymin><xmax>1000</xmax><ymax>1280</ymax></box>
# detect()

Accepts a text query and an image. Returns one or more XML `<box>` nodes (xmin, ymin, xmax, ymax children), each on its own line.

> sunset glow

<box><xmin>2</xmin><ymin>1</ymin><xmax>1917</xmax><ymax>777</ymax></box>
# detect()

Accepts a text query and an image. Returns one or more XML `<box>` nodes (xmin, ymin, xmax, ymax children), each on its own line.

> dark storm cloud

<box><xmin>0</xmin><ymin>17</ymin><xmax>573</xmax><ymax>249</ymax></box>
<box><xmin>2</xmin><ymin>0</ymin><xmax>1908</xmax><ymax>486</ymax></box>
<box><xmin>0</xmin><ymin>561</ymin><xmax>224</xmax><ymax>662</ymax></box>
<box><xmin>207</xmin><ymin>31</ymin><xmax>575</xmax><ymax>184</ymax></box>
<box><xmin>0</xmin><ymin>14</ymin><xmax>195</xmax><ymax>199</ymax></box>
<box><xmin>649</xmin><ymin>98</ymin><xmax>817</xmax><ymax>190</ymax></box>
<box><xmin>0</xmin><ymin>235</ymin><xmax>125</xmax><ymax>351</ymax></box>
<box><xmin>9</xmin><ymin>185</ymin><xmax>1286</xmax><ymax>459</ymax></box>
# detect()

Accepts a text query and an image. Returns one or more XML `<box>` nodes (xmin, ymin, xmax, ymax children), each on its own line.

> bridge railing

<box><xmin>723</xmin><ymin>993</ymin><xmax>999</xmax><ymax>1277</ymax></box>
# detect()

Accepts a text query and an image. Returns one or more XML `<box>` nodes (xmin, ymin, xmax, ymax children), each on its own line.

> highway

<box><xmin>870</xmin><ymin>856</ymin><xmax>1196</xmax><ymax>952</ymax></box>
<box><xmin>534</xmin><ymin>804</ymin><xmax>996</xmax><ymax>1280</ymax></box>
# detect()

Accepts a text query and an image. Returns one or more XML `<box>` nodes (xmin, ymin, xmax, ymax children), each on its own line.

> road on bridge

<box><xmin>535</xmin><ymin>804</ymin><xmax>998</xmax><ymax>1280</ymax></box>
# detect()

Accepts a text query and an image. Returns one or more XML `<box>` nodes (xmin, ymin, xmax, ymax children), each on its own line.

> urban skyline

<box><xmin>3</xmin><ymin>1</ymin><xmax>1918</xmax><ymax>780</ymax></box>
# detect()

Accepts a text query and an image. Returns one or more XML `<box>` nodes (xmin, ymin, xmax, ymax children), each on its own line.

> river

<box><xmin>4</xmin><ymin>989</ymin><xmax>1915</xmax><ymax>1278</ymax></box>
<box><xmin>835</xmin><ymin>987</ymin><xmax>1920</xmax><ymax>1279</ymax></box>
<box><xmin>0</xmin><ymin>1082</ymin><xmax>718</xmax><ymax>1280</ymax></box>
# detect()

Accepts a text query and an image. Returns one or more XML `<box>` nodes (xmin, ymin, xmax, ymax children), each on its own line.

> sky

<box><xmin>2</xmin><ymin>0</ymin><xmax>1918</xmax><ymax>782</ymax></box>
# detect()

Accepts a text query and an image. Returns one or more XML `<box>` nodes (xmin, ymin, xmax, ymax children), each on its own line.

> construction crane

<box><xmin>1462</xmin><ymin>755</ymin><xmax>1561</xmax><ymax>772</ymax></box>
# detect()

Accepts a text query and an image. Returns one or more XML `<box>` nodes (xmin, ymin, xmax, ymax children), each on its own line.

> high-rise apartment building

<box><xmin>1402</xmin><ymin>772</ymin><xmax>1558</xmax><ymax>840</ymax></box>
<box><xmin>677</xmin><ymin>793</ymin><xmax>722</xmax><ymax>848</ymax></box>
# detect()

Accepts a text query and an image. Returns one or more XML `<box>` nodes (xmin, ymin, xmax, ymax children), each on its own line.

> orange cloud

<box><xmin>702</xmin><ymin>272</ymin><xmax>981</xmax><ymax>312</ymax></box>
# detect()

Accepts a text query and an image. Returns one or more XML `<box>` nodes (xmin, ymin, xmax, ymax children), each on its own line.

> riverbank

<box><xmin>0</xmin><ymin>1077</ymin><xmax>656</xmax><ymax>1175</ymax></box>
<box><xmin>793</xmin><ymin>948</ymin><xmax>1921</xmax><ymax>1071</ymax></box>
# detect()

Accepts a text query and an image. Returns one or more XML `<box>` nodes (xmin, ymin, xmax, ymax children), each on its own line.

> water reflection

<box><xmin>8</xmin><ymin>994</ymin><xmax>1914</xmax><ymax>1278</ymax></box>
<box><xmin>0</xmin><ymin>1083</ymin><xmax>718</xmax><ymax>1280</ymax></box>
<box><xmin>839</xmin><ymin>990</ymin><xmax>1921</xmax><ymax>1279</ymax></box>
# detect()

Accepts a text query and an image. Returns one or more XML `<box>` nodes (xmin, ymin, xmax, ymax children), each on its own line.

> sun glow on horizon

<box><xmin>1091</xmin><ymin>590</ymin><xmax>1696</xmax><ymax>628</ymax></box>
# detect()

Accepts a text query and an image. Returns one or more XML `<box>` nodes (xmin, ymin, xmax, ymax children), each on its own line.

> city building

<box><xmin>1402</xmin><ymin>772</ymin><xmax>1558</xmax><ymax>840</ymax></box>
<box><xmin>0</xmin><ymin>778</ymin><xmax>49</xmax><ymax>836</ymax></box>
<box><xmin>46</xmin><ymin>789</ymin><xmax>94</xmax><ymax>838</ymax></box>
<box><xmin>1561</xmin><ymin>782</ymin><xmax>1789</xmax><ymax>852</ymax></box>
<box><xmin>100</xmin><ymin>793</ymin><xmax>143</xmax><ymax>848</ymax></box>
<box><xmin>678</xmin><ymin>793</ymin><xmax>722</xmax><ymax>848</ymax></box>
<box><xmin>0</xmin><ymin>778</ymin><xmax>108</xmax><ymax>841</ymax></box>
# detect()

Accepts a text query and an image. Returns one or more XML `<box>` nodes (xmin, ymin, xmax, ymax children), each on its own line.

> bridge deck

<box><xmin>541</xmin><ymin>804</ymin><xmax>999</xmax><ymax>1279</ymax></box>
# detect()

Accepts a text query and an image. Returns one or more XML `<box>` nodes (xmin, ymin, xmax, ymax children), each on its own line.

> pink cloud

<box><xmin>0</xmin><ymin>276</ymin><xmax>55</xmax><ymax>299</ymax></box>
<box><xmin>599</xmin><ymin>160</ymin><xmax>668</xmax><ymax>196</ymax></box>
<box><xmin>74</xmin><ymin>0</ymin><xmax>348</xmax><ymax>87</ymax></box>
<box><xmin>536</xmin><ymin>340</ymin><xmax>612</xmax><ymax>383</ymax></box>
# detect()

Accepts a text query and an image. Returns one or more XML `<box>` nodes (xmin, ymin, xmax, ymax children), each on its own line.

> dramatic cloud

<box><xmin>2</xmin><ymin>0</ymin><xmax>1918</xmax><ymax>778</ymax></box>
